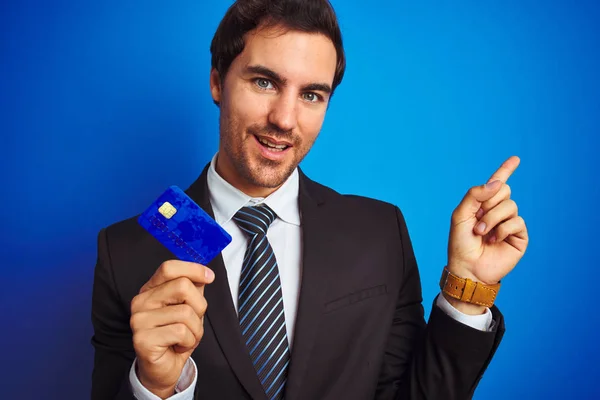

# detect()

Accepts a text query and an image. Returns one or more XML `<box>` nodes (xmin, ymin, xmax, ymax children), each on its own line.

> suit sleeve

<box><xmin>375</xmin><ymin>207</ymin><xmax>505</xmax><ymax>400</ymax></box>
<box><xmin>91</xmin><ymin>228</ymin><xmax>137</xmax><ymax>400</ymax></box>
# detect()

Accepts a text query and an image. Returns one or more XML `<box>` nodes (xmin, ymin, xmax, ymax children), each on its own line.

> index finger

<box><xmin>487</xmin><ymin>156</ymin><xmax>521</xmax><ymax>183</ymax></box>
<box><xmin>140</xmin><ymin>260</ymin><xmax>214</xmax><ymax>293</ymax></box>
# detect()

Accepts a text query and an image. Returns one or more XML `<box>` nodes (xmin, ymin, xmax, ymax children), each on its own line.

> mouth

<box><xmin>254</xmin><ymin>135</ymin><xmax>292</xmax><ymax>152</ymax></box>
<box><xmin>252</xmin><ymin>134</ymin><xmax>292</xmax><ymax>161</ymax></box>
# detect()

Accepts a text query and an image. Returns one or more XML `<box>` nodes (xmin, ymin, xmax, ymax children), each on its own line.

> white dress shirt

<box><xmin>130</xmin><ymin>153</ymin><xmax>492</xmax><ymax>399</ymax></box>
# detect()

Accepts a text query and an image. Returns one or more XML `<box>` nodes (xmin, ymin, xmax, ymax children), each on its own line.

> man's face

<box><xmin>210</xmin><ymin>25</ymin><xmax>337</xmax><ymax>196</ymax></box>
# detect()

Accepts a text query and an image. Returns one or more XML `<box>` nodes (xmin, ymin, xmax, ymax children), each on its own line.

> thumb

<box><xmin>452</xmin><ymin>180</ymin><xmax>503</xmax><ymax>224</ymax></box>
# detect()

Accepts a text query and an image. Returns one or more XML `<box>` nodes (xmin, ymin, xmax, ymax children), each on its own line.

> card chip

<box><xmin>158</xmin><ymin>202</ymin><xmax>177</xmax><ymax>219</ymax></box>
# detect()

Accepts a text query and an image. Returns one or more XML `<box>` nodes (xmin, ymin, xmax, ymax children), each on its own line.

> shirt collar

<box><xmin>206</xmin><ymin>153</ymin><xmax>301</xmax><ymax>226</ymax></box>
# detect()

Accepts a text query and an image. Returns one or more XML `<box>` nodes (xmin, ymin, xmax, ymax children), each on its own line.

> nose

<box><xmin>267</xmin><ymin>92</ymin><xmax>298</xmax><ymax>133</ymax></box>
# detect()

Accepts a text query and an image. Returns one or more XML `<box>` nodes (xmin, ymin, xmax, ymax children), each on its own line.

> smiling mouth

<box><xmin>254</xmin><ymin>135</ymin><xmax>291</xmax><ymax>152</ymax></box>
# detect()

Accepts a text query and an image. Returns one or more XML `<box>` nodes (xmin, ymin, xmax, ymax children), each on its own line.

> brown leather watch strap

<box><xmin>439</xmin><ymin>267</ymin><xmax>500</xmax><ymax>308</ymax></box>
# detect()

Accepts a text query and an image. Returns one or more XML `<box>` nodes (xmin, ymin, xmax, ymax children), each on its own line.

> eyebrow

<box><xmin>246</xmin><ymin>64</ymin><xmax>332</xmax><ymax>95</ymax></box>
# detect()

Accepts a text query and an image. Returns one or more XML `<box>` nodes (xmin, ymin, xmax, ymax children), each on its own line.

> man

<box><xmin>91</xmin><ymin>0</ymin><xmax>529</xmax><ymax>399</ymax></box>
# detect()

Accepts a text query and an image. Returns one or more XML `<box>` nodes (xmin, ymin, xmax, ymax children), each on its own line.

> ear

<box><xmin>210</xmin><ymin>68</ymin><xmax>222</xmax><ymax>106</ymax></box>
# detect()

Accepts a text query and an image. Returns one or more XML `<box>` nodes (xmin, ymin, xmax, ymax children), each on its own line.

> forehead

<box><xmin>236</xmin><ymin>25</ymin><xmax>337</xmax><ymax>85</ymax></box>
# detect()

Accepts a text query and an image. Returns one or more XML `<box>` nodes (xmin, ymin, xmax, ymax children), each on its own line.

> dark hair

<box><xmin>210</xmin><ymin>0</ymin><xmax>346</xmax><ymax>97</ymax></box>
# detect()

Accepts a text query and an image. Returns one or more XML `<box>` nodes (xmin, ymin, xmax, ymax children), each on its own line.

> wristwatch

<box><xmin>439</xmin><ymin>267</ymin><xmax>500</xmax><ymax>308</ymax></box>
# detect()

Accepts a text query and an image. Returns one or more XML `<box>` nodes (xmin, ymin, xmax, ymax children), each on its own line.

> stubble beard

<box><xmin>219</xmin><ymin>118</ymin><xmax>312</xmax><ymax>190</ymax></box>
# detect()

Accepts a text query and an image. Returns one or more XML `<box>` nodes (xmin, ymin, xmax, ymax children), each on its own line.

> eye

<box><xmin>302</xmin><ymin>93</ymin><xmax>321</xmax><ymax>103</ymax></box>
<box><xmin>255</xmin><ymin>78</ymin><xmax>274</xmax><ymax>90</ymax></box>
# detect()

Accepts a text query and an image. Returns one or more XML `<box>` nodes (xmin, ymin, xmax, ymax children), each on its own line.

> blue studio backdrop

<box><xmin>1</xmin><ymin>1</ymin><xmax>599</xmax><ymax>398</ymax></box>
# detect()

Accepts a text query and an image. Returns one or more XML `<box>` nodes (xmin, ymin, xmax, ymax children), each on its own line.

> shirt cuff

<box><xmin>129</xmin><ymin>357</ymin><xmax>197</xmax><ymax>400</ymax></box>
<box><xmin>435</xmin><ymin>292</ymin><xmax>493</xmax><ymax>332</ymax></box>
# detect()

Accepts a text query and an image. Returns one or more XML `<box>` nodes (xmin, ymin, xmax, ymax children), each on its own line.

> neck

<box><xmin>215</xmin><ymin>153</ymin><xmax>282</xmax><ymax>198</ymax></box>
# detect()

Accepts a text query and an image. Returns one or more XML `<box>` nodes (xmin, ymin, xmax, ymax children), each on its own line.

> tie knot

<box><xmin>233</xmin><ymin>204</ymin><xmax>277</xmax><ymax>237</ymax></box>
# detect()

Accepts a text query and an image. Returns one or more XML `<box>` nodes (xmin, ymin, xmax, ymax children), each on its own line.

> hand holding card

<box><xmin>129</xmin><ymin>186</ymin><xmax>232</xmax><ymax>397</ymax></box>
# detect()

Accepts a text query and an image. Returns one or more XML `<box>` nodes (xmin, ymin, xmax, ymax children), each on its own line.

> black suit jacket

<box><xmin>91</xmin><ymin>165</ymin><xmax>505</xmax><ymax>400</ymax></box>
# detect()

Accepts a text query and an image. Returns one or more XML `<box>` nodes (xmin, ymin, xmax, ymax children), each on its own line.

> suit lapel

<box><xmin>186</xmin><ymin>165</ymin><xmax>267</xmax><ymax>400</ymax></box>
<box><xmin>284</xmin><ymin>170</ymin><xmax>335</xmax><ymax>400</ymax></box>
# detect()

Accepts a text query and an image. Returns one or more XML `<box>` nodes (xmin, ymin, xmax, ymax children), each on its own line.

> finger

<box><xmin>130</xmin><ymin>303</ymin><xmax>205</xmax><ymax>343</ymax></box>
<box><xmin>495</xmin><ymin>216</ymin><xmax>528</xmax><ymax>244</ymax></box>
<box><xmin>487</xmin><ymin>156</ymin><xmax>520</xmax><ymax>184</ymax></box>
<box><xmin>141</xmin><ymin>260</ymin><xmax>215</xmax><ymax>293</ymax></box>
<box><xmin>479</xmin><ymin>183</ymin><xmax>511</xmax><ymax>215</ymax></box>
<box><xmin>133</xmin><ymin>323</ymin><xmax>197</xmax><ymax>357</ymax></box>
<box><xmin>474</xmin><ymin>199</ymin><xmax>518</xmax><ymax>236</ymax></box>
<box><xmin>452</xmin><ymin>180</ymin><xmax>503</xmax><ymax>225</ymax></box>
<box><xmin>132</xmin><ymin>277</ymin><xmax>208</xmax><ymax>318</ymax></box>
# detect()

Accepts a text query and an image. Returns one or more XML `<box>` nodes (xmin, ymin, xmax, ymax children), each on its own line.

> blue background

<box><xmin>1</xmin><ymin>0</ymin><xmax>598</xmax><ymax>398</ymax></box>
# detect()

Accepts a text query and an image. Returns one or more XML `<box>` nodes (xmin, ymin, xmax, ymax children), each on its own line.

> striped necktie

<box><xmin>233</xmin><ymin>204</ymin><xmax>290</xmax><ymax>400</ymax></box>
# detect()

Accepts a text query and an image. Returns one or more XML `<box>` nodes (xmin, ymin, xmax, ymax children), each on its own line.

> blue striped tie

<box><xmin>233</xmin><ymin>204</ymin><xmax>290</xmax><ymax>400</ymax></box>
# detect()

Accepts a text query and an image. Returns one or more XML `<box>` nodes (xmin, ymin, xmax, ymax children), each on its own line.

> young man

<box><xmin>91</xmin><ymin>1</ymin><xmax>529</xmax><ymax>399</ymax></box>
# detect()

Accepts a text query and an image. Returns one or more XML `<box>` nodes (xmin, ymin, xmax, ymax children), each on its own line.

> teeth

<box><xmin>258</xmin><ymin>137</ymin><xmax>287</xmax><ymax>149</ymax></box>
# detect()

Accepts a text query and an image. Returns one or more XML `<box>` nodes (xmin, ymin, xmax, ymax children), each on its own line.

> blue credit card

<box><xmin>138</xmin><ymin>185</ymin><xmax>232</xmax><ymax>265</ymax></box>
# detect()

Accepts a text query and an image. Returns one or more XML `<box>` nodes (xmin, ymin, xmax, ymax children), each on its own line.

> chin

<box><xmin>245</xmin><ymin>158</ymin><xmax>295</xmax><ymax>189</ymax></box>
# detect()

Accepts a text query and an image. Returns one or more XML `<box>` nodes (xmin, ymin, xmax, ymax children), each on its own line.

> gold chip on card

<box><xmin>158</xmin><ymin>201</ymin><xmax>177</xmax><ymax>219</ymax></box>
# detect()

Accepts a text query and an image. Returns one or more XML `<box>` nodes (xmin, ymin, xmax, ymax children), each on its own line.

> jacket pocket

<box><xmin>324</xmin><ymin>285</ymin><xmax>387</xmax><ymax>313</ymax></box>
